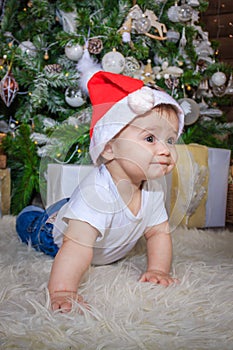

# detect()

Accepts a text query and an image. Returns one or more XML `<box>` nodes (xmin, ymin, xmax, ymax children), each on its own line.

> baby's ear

<box><xmin>101</xmin><ymin>142</ymin><xmax>114</xmax><ymax>161</ymax></box>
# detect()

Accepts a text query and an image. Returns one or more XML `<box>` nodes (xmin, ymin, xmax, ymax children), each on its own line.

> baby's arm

<box><xmin>140</xmin><ymin>220</ymin><xmax>177</xmax><ymax>286</ymax></box>
<box><xmin>48</xmin><ymin>219</ymin><xmax>99</xmax><ymax>312</ymax></box>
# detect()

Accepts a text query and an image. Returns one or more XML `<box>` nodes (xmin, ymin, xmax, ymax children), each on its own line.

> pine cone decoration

<box><xmin>88</xmin><ymin>38</ymin><xmax>103</xmax><ymax>55</ymax></box>
<box><xmin>44</xmin><ymin>64</ymin><xmax>62</xmax><ymax>74</ymax></box>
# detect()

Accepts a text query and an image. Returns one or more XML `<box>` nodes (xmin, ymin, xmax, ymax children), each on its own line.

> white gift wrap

<box><xmin>46</xmin><ymin>147</ymin><xmax>231</xmax><ymax>227</ymax></box>
<box><xmin>46</xmin><ymin>164</ymin><xmax>94</xmax><ymax>207</ymax></box>
<box><xmin>205</xmin><ymin>148</ymin><xmax>231</xmax><ymax>227</ymax></box>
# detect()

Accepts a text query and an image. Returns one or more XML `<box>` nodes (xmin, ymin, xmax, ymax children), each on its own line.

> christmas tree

<box><xmin>0</xmin><ymin>0</ymin><xmax>232</xmax><ymax>214</ymax></box>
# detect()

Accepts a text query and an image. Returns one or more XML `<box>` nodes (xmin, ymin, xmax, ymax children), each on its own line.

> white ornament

<box><xmin>161</xmin><ymin>61</ymin><xmax>169</xmax><ymax>71</ymax></box>
<box><xmin>212</xmin><ymin>85</ymin><xmax>226</xmax><ymax>97</ymax></box>
<box><xmin>18</xmin><ymin>40</ymin><xmax>36</xmax><ymax>56</ymax></box>
<box><xmin>179</xmin><ymin>98</ymin><xmax>200</xmax><ymax>125</ymax></box>
<box><xmin>186</xmin><ymin>0</ymin><xmax>200</xmax><ymax>7</ymax></box>
<box><xmin>178</xmin><ymin>5</ymin><xmax>193</xmax><ymax>22</ymax></box>
<box><xmin>179</xmin><ymin>27</ymin><xmax>187</xmax><ymax>48</ymax></box>
<box><xmin>134</xmin><ymin>15</ymin><xmax>151</xmax><ymax>34</ymax></box>
<box><xmin>198</xmin><ymin>98</ymin><xmax>209</xmax><ymax>111</ymax></box>
<box><xmin>102</xmin><ymin>49</ymin><xmax>125</xmax><ymax>74</ymax></box>
<box><xmin>199</xmin><ymin>108</ymin><xmax>223</xmax><ymax>118</ymax></box>
<box><xmin>165</xmin><ymin>66</ymin><xmax>183</xmax><ymax>77</ymax></box>
<box><xmin>167</xmin><ymin>4</ymin><xmax>180</xmax><ymax>23</ymax></box>
<box><xmin>43</xmin><ymin>117</ymin><xmax>57</xmax><ymax>129</ymax></box>
<box><xmin>166</xmin><ymin>29</ymin><xmax>180</xmax><ymax>43</ymax></box>
<box><xmin>211</xmin><ymin>72</ymin><xmax>227</xmax><ymax>87</ymax></box>
<box><xmin>225</xmin><ymin>74</ymin><xmax>233</xmax><ymax>95</ymax></box>
<box><xmin>123</xmin><ymin>56</ymin><xmax>140</xmax><ymax>77</ymax></box>
<box><xmin>65</xmin><ymin>87</ymin><xmax>86</xmax><ymax>107</ymax></box>
<box><xmin>153</xmin><ymin>54</ymin><xmax>163</xmax><ymax>65</ymax></box>
<box><xmin>65</xmin><ymin>43</ymin><xmax>83</xmax><ymax>61</ymax></box>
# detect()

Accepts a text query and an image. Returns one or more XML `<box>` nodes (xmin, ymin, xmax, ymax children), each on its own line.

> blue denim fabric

<box><xmin>16</xmin><ymin>198</ymin><xmax>69</xmax><ymax>257</ymax></box>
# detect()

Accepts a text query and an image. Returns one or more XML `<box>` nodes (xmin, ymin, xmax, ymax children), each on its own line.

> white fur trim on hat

<box><xmin>128</xmin><ymin>86</ymin><xmax>155</xmax><ymax>115</ymax></box>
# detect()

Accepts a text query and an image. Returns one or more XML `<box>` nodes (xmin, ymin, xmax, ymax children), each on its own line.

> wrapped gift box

<box><xmin>0</xmin><ymin>168</ymin><xmax>11</xmax><ymax>215</ymax></box>
<box><xmin>47</xmin><ymin>164</ymin><xmax>94</xmax><ymax>207</ymax></box>
<box><xmin>165</xmin><ymin>145</ymin><xmax>231</xmax><ymax>228</ymax></box>
<box><xmin>46</xmin><ymin>146</ymin><xmax>231</xmax><ymax>227</ymax></box>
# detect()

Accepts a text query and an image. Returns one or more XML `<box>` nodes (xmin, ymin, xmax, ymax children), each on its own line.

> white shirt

<box><xmin>53</xmin><ymin>164</ymin><xmax>168</xmax><ymax>265</ymax></box>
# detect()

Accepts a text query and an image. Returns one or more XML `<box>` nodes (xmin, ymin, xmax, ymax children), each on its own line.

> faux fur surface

<box><xmin>0</xmin><ymin>215</ymin><xmax>233</xmax><ymax>350</ymax></box>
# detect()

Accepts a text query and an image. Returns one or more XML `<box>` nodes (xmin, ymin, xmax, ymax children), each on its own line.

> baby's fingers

<box><xmin>50</xmin><ymin>291</ymin><xmax>84</xmax><ymax>313</ymax></box>
<box><xmin>51</xmin><ymin>297</ymin><xmax>73</xmax><ymax>313</ymax></box>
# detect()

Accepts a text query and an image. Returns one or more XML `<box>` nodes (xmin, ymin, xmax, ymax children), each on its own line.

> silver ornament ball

<box><xmin>65</xmin><ymin>43</ymin><xmax>83</xmax><ymax>61</ymax></box>
<box><xmin>65</xmin><ymin>87</ymin><xmax>86</xmax><ymax>107</ymax></box>
<box><xmin>102</xmin><ymin>50</ymin><xmax>125</xmax><ymax>74</ymax></box>
<box><xmin>18</xmin><ymin>40</ymin><xmax>37</xmax><ymax>57</ymax></box>
<box><xmin>211</xmin><ymin>72</ymin><xmax>227</xmax><ymax>87</ymax></box>
<box><xmin>178</xmin><ymin>5</ymin><xmax>193</xmax><ymax>22</ymax></box>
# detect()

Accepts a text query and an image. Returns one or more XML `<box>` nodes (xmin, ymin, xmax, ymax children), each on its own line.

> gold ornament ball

<box><xmin>44</xmin><ymin>51</ymin><xmax>49</xmax><ymax>60</ymax></box>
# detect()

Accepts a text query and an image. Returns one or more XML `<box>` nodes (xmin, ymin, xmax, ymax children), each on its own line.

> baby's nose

<box><xmin>156</xmin><ymin>140</ymin><xmax>170</xmax><ymax>155</ymax></box>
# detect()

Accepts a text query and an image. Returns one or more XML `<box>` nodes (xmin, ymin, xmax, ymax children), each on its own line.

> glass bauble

<box><xmin>0</xmin><ymin>71</ymin><xmax>19</xmax><ymax>107</ymax></box>
<box><xmin>212</xmin><ymin>85</ymin><xmax>226</xmax><ymax>97</ymax></box>
<box><xmin>179</xmin><ymin>98</ymin><xmax>200</xmax><ymax>125</ymax></box>
<box><xmin>102</xmin><ymin>50</ymin><xmax>125</xmax><ymax>74</ymax></box>
<box><xmin>134</xmin><ymin>16</ymin><xmax>151</xmax><ymax>34</ymax></box>
<box><xmin>167</xmin><ymin>5</ymin><xmax>180</xmax><ymax>23</ymax></box>
<box><xmin>65</xmin><ymin>87</ymin><xmax>86</xmax><ymax>107</ymax></box>
<box><xmin>123</xmin><ymin>57</ymin><xmax>140</xmax><ymax>77</ymax></box>
<box><xmin>211</xmin><ymin>72</ymin><xmax>227</xmax><ymax>87</ymax></box>
<box><xmin>178</xmin><ymin>5</ymin><xmax>193</xmax><ymax>22</ymax></box>
<box><xmin>65</xmin><ymin>43</ymin><xmax>83</xmax><ymax>61</ymax></box>
<box><xmin>166</xmin><ymin>30</ymin><xmax>180</xmax><ymax>43</ymax></box>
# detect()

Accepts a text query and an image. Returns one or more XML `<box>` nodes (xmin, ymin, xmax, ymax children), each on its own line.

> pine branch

<box><xmin>0</xmin><ymin>0</ymin><xmax>20</xmax><ymax>33</ymax></box>
<box><xmin>3</xmin><ymin>124</ymin><xmax>39</xmax><ymax>214</ymax></box>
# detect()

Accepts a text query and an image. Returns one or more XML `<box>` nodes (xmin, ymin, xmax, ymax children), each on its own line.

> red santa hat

<box><xmin>78</xmin><ymin>52</ymin><xmax>184</xmax><ymax>164</ymax></box>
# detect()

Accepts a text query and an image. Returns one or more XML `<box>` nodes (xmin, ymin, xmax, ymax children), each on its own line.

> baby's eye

<box><xmin>167</xmin><ymin>137</ymin><xmax>176</xmax><ymax>145</ymax></box>
<box><xmin>145</xmin><ymin>135</ymin><xmax>155</xmax><ymax>143</ymax></box>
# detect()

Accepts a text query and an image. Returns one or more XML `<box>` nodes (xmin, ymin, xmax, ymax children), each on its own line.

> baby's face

<box><xmin>109</xmin><ymin>107</ymin><xmax>179</xmax><ymax>184</ymax></box>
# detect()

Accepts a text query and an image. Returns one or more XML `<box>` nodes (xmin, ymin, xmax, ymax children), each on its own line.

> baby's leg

<box><xmin>16</xmin><ymin>198</ymin><xmax>68</xmax><ymax>257</ymax></box>
<box><xmin>16</xmin><ymin>205</ymin><xmax>44</xmax><ymax>247</ymax></box>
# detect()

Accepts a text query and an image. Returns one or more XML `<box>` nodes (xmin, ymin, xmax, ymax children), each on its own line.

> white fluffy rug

<box><xmin>1</xmin><ymin>216</ymin><xmax>233</xmax><ymax>350</ymax></box>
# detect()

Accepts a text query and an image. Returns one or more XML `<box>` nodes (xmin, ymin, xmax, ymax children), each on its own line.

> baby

<box><xmin>16</xmin><ymin>70</ymin><xmax>184</xmax><ymax>312</ymax></box>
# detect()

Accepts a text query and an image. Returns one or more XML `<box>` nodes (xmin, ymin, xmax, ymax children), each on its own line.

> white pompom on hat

<box><xmin>78</xmin><ymin>53</ymin><xmax>184</xmax><ymax>164</ymax></box>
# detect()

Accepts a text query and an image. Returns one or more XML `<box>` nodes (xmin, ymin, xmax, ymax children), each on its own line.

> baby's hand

<box><xmin>50</xmin><ymin>291</ymin><xmax>88</xmax><ymax>313</ymax></box>
<box><xmin>139</xmin><ymin>269</ymin><xmax>178</xmax><ymax>287</ymax></box>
